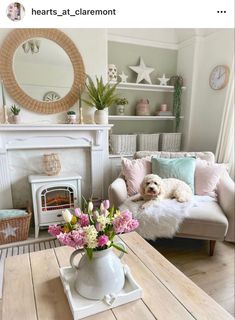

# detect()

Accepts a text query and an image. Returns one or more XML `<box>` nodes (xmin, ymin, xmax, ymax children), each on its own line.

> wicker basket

<box><xmin>110</xmin><ymin>134</ymin><xmax>137</xmax><ymax>155</ymax></box>
<box><xmin>0</xmin><ymin>210</ymin><xmax>32</xmax><ymax>245</ymax></box>
<box><xmin>137</xmin><ymin>134</ymin><xmax>160</xmax><ymax>151</ymax></box>
<box><xmin>160</xmin><ymin>133</ymin><xmax>182</xmax><ymax>152</ymax></box>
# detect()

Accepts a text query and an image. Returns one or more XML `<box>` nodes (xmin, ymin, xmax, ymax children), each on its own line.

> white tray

<box><xmin>59</xmin><ymin>264</ymin><xmax>143</xmax><ymax>320</ymax></box>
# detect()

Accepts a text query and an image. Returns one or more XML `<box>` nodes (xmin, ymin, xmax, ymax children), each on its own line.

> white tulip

<box><xmin>88</xmin><ymin>201</ymin><xmax>93</xmax><ymax>212</ymax></box>
<box><xmin>100</xmin><ymin>203</ymin><xmax>105</xmax><ymax>211</ymax></box>
<box><xmin>62</xmin><ymin>209</ymin><xmax>73</xmax><ymax>223</ymax></box>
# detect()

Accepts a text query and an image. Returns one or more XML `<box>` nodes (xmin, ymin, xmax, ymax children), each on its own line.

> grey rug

<box><xmin>0</xmin><ymin>238</ymin><xmax>62</xmax><ymax>298</ymax></box>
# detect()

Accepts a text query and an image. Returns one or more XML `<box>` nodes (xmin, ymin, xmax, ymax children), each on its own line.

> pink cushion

<box><xmin>195</xmin><ymin>159</ymin><xmax>226</xmax><ymax>197</ymax></box>
<box><xmin>121</xmin><ymin>158</ymin><xmax>151</xmax><ymax>196</ymax></box>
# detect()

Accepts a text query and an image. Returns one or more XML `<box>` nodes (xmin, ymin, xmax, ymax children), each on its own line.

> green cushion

<box><xmin>151</xmin><ymin>157</ymin><xmax>196</xmax><ymax>192</ymax></box>
<box><xmin>0</xmin><ymin>209</ymin><xmax>27</xmax><ymax>220</ymax></box>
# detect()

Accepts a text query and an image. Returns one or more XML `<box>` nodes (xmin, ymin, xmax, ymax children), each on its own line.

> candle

<box><xmin>1</xmin><ymin>80</ymin><xmax>6</xmax><ymax>106</ymax></box>
<box><xmin>78</xmin><ymin>86</ymin><xmax>82</xmax><ymax>109</ymax></box>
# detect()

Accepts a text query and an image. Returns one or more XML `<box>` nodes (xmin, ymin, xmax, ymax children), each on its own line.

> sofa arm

<box><xmin>108</xmin><ymin>178</ymin><xmax>128</xmax><ymax>208</ymax></box>
<box><xmin>217</xmin><ymin>172</ymin><xmax>235</xmax><ymax>242</ymax></box>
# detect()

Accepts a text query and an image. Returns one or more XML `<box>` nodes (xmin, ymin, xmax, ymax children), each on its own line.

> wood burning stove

<box><xmin>29</xmin><ymin>175</ymin><xmax>82</xmax><ymax>238</ymax></box>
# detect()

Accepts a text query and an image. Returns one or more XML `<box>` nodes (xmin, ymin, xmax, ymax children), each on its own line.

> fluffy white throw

<box><xmin>120</xmin><ymin>196</ymin><xmax>215</xmax><ymax>239</ymax></box>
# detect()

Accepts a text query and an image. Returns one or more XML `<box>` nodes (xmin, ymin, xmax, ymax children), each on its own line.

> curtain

<box><xmin>215</xmin><ymin>59</ymin><xmax>234</xmax><ymax>180</ymax></box>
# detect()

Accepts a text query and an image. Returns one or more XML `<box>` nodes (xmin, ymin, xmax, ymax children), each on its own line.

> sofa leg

<box><xmin>209</xmin><ymin>240</ymin><xmax>216</xmax><ymax>256</ymax></box>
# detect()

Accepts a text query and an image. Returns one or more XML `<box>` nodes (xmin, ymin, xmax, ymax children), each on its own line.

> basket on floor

<box><xmin>0</xmin><ymin>210</ymin><xmax>32</xmax><ymax>245</ymax></box>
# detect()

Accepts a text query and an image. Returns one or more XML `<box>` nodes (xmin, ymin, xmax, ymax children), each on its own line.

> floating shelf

<box><xmin>108</xmin><ymin>116</ymin><xmax>184</xmax><ymax>121</ymax></box>
<box><xmin>111</xmin><ymin>82</ymin><xmax>186</xmax><ymax>92</ymax></box>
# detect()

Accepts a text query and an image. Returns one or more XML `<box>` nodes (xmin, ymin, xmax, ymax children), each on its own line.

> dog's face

<box><xmin>140</xmin><ymin>174</ymin><xmax>163</xmax><ymax>198</ymax></box>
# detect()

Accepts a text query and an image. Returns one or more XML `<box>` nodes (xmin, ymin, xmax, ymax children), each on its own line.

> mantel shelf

<box><xmin>0</xmin><ymin>124</ymin><xmax>113</xmax><ymax>131</ymax></box>
<box><xmin>111</xmin><ymin>82</ymin><xmax>186</xmax><ymax>92</ymax></box>
<box><xmin>109</xmin><ymin>116</ymin><xmax>184</xmax><ymax>121</ymax></box>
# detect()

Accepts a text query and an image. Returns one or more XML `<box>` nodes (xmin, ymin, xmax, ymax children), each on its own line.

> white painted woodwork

<box><xmin>0</xmin><ymin>124</ymin><xmax>112</xmax><ymax>209</ymax></box>
<box><xmin>109</xmin><ymin>115</ymin><xmax>184</xmax><ymax>120</ymax></box>
<box><xmin>113</xmin><ymin>82</ymin><xmax>186</xmax><ymax>92</ymax></box>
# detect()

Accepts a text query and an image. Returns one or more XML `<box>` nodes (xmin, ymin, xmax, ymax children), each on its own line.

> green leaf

<box><xmin>84</xmin><ymin>74</ymin><xmax>120</xmax><ymax>110</ymax></box>
<box><xmin>111</xmin><ymin>242</ymin><xmax>128</xmax><ymax>254</ymax></box>
<box><xmin>109</xmin><ymin>205</ymin><xmax>115</xmax><ymax>216</ymax></box>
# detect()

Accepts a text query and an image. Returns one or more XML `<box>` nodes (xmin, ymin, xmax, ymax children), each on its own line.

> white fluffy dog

<box><xmin>132</xmin><ymin>174</ymin><xmax>193</xmax><ymax>208</ymax></box>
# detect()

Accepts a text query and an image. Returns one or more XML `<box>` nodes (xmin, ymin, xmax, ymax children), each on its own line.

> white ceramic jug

<box><xmin>70</xmin><ymin>242</ymin><xmax>126</xmax><ymax>300</ymax></box>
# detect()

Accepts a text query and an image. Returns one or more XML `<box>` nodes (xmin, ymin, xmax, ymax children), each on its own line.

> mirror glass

<box><xmin>13</xmin><ymin>38</ymin><xmax>74</xmax><ymax>102</ymax></box>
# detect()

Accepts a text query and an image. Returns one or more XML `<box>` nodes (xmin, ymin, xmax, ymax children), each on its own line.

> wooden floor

<box><xmin>0</xmin><ymin>238</ymin><xmax>234</xmax><ymax>319</ymax></box>
<box><xmin>150</xmin><ymin>238</ymin><xmax>235</xmax><ymax>317</ymax></box>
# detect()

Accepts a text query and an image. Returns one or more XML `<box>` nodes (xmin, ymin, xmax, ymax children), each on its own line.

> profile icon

<box><xmin>7</xmin><ymin>2</ymin><xmax>25</xmax><ymax>21</ymax></box>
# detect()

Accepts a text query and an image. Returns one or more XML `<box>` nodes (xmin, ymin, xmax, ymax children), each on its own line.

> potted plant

<box><xmin>115</xmin><ymin>97</ymin><xmax>128</xmax><ymax>116</ymax></box>
<box><xmin>170</xmin><ymin>75</ymin><xmax>183</xmax><ymax>132</ymax></box>
<box><xmin>67</xmin><ymin>110</ymin><xmax>76</xmax><ymax>124</ymax></box>
<box><xmin>10</xmin><ymin>104</ymin><xmax>21</xmax><ymax>124</ymax></box>
<box><xmin>83</xmin><ymin>75</ymin><xmax>119</xmax><ymax>124</ymax></box>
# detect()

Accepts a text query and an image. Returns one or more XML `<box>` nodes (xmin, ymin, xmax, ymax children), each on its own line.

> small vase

<box><xmin>94</xmin><ymin>109</ymin><xmax>108</xmax><ymax>125</ymax></box>
<box><xmin>160</xmin><ymin>104</ymin><xmax>167</xmax><ymax>112</ymax></box>
<box><xmin>70</xmin><ymin>243</ymin><xmax>126</xmax><ymax>300</ymax></box>
<box><xmin>116</xmin><ymin>105</ymin><xmax>125</xmax><ymax>116</ymax></box>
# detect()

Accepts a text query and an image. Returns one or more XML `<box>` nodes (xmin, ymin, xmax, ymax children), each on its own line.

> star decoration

<box><xmin>129</xmin><ymin>57</ymin><xmax>154</xmax><ymax>84</ymax></box>
<box><xmin>0</xmin><ymin>223</ymin><xmax>18</xmax><ymax>239</ymax></box>
<box><xmin>119</xmin><ymin>71</ymin><xmax>128</xmax><ymax>83</ymax></box>
<box><xmin>158</xmin><ymin>74</ymin><xmax>170</xmax><ymax>86</ymax></box>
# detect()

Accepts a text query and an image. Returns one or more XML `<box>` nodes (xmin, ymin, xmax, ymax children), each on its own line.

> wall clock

<box><xmin>43</xmin><ymin>91</ymin><xmax>61</xmax><ymax>102</ymax></box>
<box><xmin>209</xmin><ymin>65</ymin><xmax>230</xmax><ymax>90</ymax></box>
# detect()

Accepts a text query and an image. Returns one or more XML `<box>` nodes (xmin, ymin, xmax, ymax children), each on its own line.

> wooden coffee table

<box><xmin>2</xmin><ymin>232</ymin><xmax>233</xmax><ymax>320</ymax></box>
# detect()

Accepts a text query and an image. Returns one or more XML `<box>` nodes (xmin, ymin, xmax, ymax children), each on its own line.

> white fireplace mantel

<box><xmin>0</xmin><ymin>124</ymin><xmax>113</xmax><ymax>209</ymax></box>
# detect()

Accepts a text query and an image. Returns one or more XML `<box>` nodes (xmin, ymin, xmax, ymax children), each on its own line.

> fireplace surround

<box><xmin>0</xmin><ymin>124</ymin><xmax>112</xmax><ymax>210</ymax></box>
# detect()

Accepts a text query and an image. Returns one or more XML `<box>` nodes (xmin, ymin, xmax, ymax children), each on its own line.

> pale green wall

<box><xmin>108</xmin><ymin>41</ymin><xmax>178</xmax><ymax>133</ymax></box>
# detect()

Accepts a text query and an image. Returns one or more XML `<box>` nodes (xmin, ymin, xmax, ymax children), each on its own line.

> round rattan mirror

<box><xmin>0</xmin><ymin>29</ymin><xmax>86</xmax><ymax>114</ymax></box>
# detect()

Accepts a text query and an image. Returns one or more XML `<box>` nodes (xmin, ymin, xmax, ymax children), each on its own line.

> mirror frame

<box><xmin>0</xmin><ymin>28</ymin><xmax>85</xmax><ymax>114</ymax></box>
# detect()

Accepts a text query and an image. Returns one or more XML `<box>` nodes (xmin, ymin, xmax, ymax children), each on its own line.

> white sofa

<box><xmin>108</xmin><ymin>151</ymin><xmax>235</xmax><ymax>255</ymax></box>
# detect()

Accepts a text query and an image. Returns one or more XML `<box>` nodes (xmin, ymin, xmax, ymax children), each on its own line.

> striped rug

<box><xmin>0</xmin><ymin>238</ymin><xmax>62</xmax><ymax>298</ymax></box>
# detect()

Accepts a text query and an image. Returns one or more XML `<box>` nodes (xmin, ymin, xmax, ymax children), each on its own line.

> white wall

<box><xmin>0</xmin><ymin>28</ymin><xmax>107</xmax><ymax>124</ymax></box>
<box><xmin>178</xmin><ymin>29</ymin><xmax>234</xmax><ymax>152</ymax></box>
<box><xmin>1</xmin><ymin>28</ymin><xmax>234</xmax><ymax>152</ymax></box>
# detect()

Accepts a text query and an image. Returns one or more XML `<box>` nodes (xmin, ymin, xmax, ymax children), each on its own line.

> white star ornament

<box><xmin>129</xmin><ymin>57</ymin><xmax>154</xmax><ymax>84</ymax></box>
<box><xmin>158</xmin><ymin>74</ymin><xmax>170</xmax><ymax>86</ymax></box>
<box><xmin>119</xmin><ymin>71</ymin><xmax>128</xmax><ymax>83</ymax></box>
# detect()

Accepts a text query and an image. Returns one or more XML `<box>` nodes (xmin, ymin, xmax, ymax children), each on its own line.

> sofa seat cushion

<box><xmin>177</xmin><ymin>201</ymin><xmax>228</xmax><ymax>240</ymax></box>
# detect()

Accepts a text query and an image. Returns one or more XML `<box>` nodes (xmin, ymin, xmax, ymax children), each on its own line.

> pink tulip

<box><xmin>102</xmin><ymin>200</ymin><xmax>110</xmax><ymax>210</ymax></box>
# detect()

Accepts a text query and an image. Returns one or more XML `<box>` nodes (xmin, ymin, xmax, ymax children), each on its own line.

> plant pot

<box><xmin>94</xmin><ymin>109</ymin><xmax>108</xmax><ymax>125</ymax></box>
<box><xmin>70</xmin><ymin>245</ymin><xmax>126</xmax><ymax>300</ymax></box>
<box><xmin>116</xmin><ymin>105</ymin><xmax>125</xmax><ymax>116</ymax></box>
<box><xmin>67</xmin><ymin>114</ymin><xmax>76</xmax><ymax>124</ymax></box>
<box><xmin>12</xmin><ymin>114</ymin><xmax>21</xmax><ymax>124</ymax></box>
